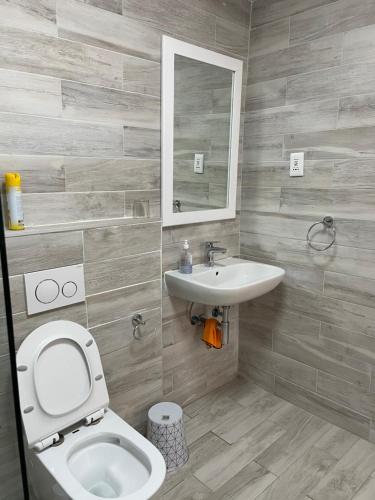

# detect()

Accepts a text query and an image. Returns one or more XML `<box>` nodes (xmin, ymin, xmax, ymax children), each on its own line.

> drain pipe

<box><xmin>220</xmin><ymin>306</ymin><xmax>230</xmax><ymax>345</ymax></box>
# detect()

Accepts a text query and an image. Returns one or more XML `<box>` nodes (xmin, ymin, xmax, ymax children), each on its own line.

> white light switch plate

<box><xmin>290</xmin><ymin>152</ymin><xmax>304</xmax><ymax>177</ymax></box>
<box><xmin>194</xmin><ymin>153</ymin><xmax>204</xmax><ymax>174</ymax></box>
<box><xmin>24</xmin><ymin>264</ymin><xmax>85</xmax><ymax>315</ymax></box>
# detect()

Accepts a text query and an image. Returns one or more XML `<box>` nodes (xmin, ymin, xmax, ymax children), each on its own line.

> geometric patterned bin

<box><xmin>147</xmin><ymin>402</ymin><xmax>189</xmax><ymax>471</ymax></box>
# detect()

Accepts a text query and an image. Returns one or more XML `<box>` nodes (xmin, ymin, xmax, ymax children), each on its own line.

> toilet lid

<box><xmin>17</xmin><ymin>321</ymin><xmax>109</xmax><ymax>448</ymax></box>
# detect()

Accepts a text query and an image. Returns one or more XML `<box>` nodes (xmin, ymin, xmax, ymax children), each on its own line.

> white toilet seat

<box><xmin>35</xmin><ymin>409</ymin><xmax>165</xmax><ymax>500</ymax></box>
<box><xmin>17</xmin><ymin>321</ymin><xmax>166</xmax><ymax>500</ymax></box>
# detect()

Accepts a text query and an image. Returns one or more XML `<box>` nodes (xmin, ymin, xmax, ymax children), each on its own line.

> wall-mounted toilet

<box><xmin>16</xmin><ymin>320</ymin><xmax>166</xmax><ymax>500</ymax></box>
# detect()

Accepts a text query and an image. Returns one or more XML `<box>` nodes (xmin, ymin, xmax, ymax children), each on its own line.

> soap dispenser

<box><xmin>179</xmin><ymin>240</ymin><xmax>193</xmax><ymax>274</ymax></box>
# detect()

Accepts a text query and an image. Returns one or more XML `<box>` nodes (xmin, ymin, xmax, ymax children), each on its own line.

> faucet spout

<box><xmin>205</xmin><ymin>241</ymin><xmax>227</xmax><ymax>267</ymax></box>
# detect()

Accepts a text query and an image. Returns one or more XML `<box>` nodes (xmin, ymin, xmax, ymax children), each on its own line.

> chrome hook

<box><xmin>132</xmin><ymin>313</ymin><xmax>146</xmax><ymax>340</ymax></box>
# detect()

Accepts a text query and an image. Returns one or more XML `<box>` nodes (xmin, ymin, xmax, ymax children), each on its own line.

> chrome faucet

<box><xmin>205</xmin><ymin>241</ymin><xmax>227</xmax><ymax>267</ymax></box>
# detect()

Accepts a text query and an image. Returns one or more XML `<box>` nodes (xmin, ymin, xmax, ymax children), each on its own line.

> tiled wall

<box><xmin>240</xmin><ymin>0</ymin><xmax>375</xmax><ymax>442</ymax></box>
<box><xmin>0</xmin><ymin>2</ymin><xmax>250</xmax><ymax>496</ymax></box>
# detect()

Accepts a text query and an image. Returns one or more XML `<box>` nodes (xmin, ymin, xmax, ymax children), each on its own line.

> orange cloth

<box><xmin>202</xmin><ymin>318</ymin><xmax>222</xmax><ymax>349</ymax></box>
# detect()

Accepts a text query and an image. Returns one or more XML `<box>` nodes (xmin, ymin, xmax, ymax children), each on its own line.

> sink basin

<box><xmin>164</xmin><ymin>257</ymin><xmax>285</xmax><ymax>306</ymax></box>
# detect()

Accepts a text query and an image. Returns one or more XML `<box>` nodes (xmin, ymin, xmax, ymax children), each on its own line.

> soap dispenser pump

<box><xmin>179</xmin><ymin>240</ymin><xmax>193</xmax><ymax>274</ymax></box>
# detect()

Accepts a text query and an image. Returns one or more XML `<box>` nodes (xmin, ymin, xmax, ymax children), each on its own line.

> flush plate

<box><xmin>24</xmin><ymin>264</ymin><xmax>85</xmax><ymax>315</ymax></box>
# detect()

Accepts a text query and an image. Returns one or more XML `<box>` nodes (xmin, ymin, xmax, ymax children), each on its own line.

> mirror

<box><xmin>162</xmin><ymin>36</ymin><xmax>243</xmax><ymax>227</ymax></box>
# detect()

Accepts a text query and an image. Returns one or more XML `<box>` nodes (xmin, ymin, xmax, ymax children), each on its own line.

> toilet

<box><xmin>16</xmin><ymin>320</ymin><xmax>166</xmax><ymax>500</ymax></box>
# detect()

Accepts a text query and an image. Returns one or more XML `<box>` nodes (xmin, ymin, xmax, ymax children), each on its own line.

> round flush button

<box><xmin>62</xmin><ymin>281</ymin><xmax>77</xmax><ymax>298</ymax></box>
<box><xmin>35</xmin><ymin>279</ymin><xmax>59</xmax><ymax>304</ymax></box>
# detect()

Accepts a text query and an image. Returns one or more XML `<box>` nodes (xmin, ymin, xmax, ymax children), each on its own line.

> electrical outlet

<box><xmin>290</xmin><ymin>152</ymin><xmax>304</xmax><ymax>177</ymax></box>
<box><xmin>194</xmin><ymin>153</ymin><xmax>204</xmax><ymax>174</ymax></box>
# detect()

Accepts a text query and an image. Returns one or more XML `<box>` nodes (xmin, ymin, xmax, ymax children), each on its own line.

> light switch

<box><xmin>194</xmin><ymin>153</ymin><xmax>204</xmax><ymax>174</ymax></box>
<box><xmin>290</xmin><ymin>152</ymin><xmax>304</xmax><ymax>177</ymax></box>
<box><xmin>24</xmin><ymin>264</ymin><xmax>85</xmax><ymax>315</ymax></box>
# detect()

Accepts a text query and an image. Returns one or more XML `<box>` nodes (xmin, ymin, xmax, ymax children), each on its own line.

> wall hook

<box><xmin>132</xmin><ymin>313</ymin><xmax>146</xmax><ymax>340</ymax></box>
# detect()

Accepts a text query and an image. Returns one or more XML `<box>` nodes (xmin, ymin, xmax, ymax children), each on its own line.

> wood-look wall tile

<box><xmin>85</xmin><ymin>251</ymin><xmax>160</xmax><ymax>294</ymax></box>
<box><xmin>241</xmin><ymin>187</ymin><xmax>281</xmax><ymax>212</ymax></box>
<box><xmin>0</xmin><ymin>113</ymin><xmax>123</xmax><ymax>156</ymax></box>
<box><xmin>324</xmin><ymin>272</ymin><xmax>375</xmax><ymax>308</ymax></box>
<box><xmin>275</xmin><ymin>286</ymin><xmax>375</xmax><ymax>338</ymax></box>
<box><xmin>245</xmin><ymin>78</ymin><xmax>287</xmax><ymax>111</ymax></box>
<box><xmin>0</xmin><ymin>155</ymin><xmax>64</xmax><ymax>193</ymax></box>
<box><xmin>338</xmin><ymin>93</ymin><xmax>375</xmax><ymax>129</ymax></box>
<box><xmin>191</xmin><ymin>0</ymin><xmax>251</xmax><ymax>28</ymax></box>
<box><xmin>248</xmin><ymin>34</ymin><xmax>342</xmax><ymax>84</ymax></box>
<box><xmin>12</xmin><ymin>303</ymin><xmax>87</xmax><ymax>349</ymax></box>
<box><xmin>82</xmin><ymin>0</ymin><xmax>122</xmax><ymax>14</ymax></box>
<box><xmin>57</xmin><ymin>0</ymin><xmax>161</xmax><ymax>62</ymax></box>
<box><xmin>241</xmin><ymin>302</ymin><xmax>321</xmax><ymax>339</ymax></box>
<box><xmin>123</xmin><ymin>56</ymin><xmax>160</xmax><ymax>97</ymax></box>
<box><xmin>215</xmin><ymin>17</ymin><xmax>249</xmax><ymax>58</ymax></box>
<box><xmin>9</xmin><ymin>276</ymin><xmax>26</xmax><ymax>315</ymax></box>
<box><xmin>290</xmin><ymin>0</ymin><xmax>375</xmax><ymax>46</ymax></box>
<box><xmin>90</xmin><ymin>307</ymin><xmax>161</xmax><ymax>356</ymax></box>
<box><xmin>317</xmin><ymin>371</ymin><xmax>375</xmax><ymax>419</ymax></box>
<box><xmin>245</xmin><ymin>99</ymin><xmax>338</xmax><ymax>137</ymax></box>
<box><xmin>284</xmin><ymin>127</ymin><xmax>375</xmax><ymax>160</ymax></box>
<box><xmin>23</xmin><ymin>191</ymin><xmax>124</xmax><ymax>225</ymax></box>
<box><xmin>274</xmin><ymin>332</ymin><xmax>371</xmax><ymax>389</ymax></box>
<box><xmin>6</xmin><ymin>231</ymin><xmax>83</xmax><ymax>275</ymax></box>
<box><xmin>109</xmin><ymin>357</ymin><xmax>163</xmax><ymax>427</ymax></box>
<box><xmin>0</xmin><ymin>27</ymin><xmax>123</xmax><ymax>89</ymax></box>
<box><xmin>124</xmin><ymin>126</ymin><xmax>160</xmax><ymax>159</ymax></box>
<box><xmin>252</xmin><ymin>0</ymin><xmax>335</xmax><ymax>27</ymax></box>
<box><xmin>282</xmin><ymin>188</ymin><xmax>375</xmax><ymax>220</ymax></box>
<box><xmin>64</xmin><ymin>158</ymin><xmax>159</xmax><ymax>192</ymax></box>
<box><xmin>287</xmin><ymin>62</ymin><xmax>375</xmax><ymax>104</ymax></box>
<box><xmin>321</xmin><ymin>323</ymin><xmax>375</xmax><ymax>367</ymax></box>
<box><xmin>125</xmin><ymin>189</ymin><xmax>160</xmax><ymax>218</ymax></box>
<box><xmin>87</xmin><ymin>279</ymin><xmax>161</xmax><ymax>326</ymax></box>
<box><xmin>343</xmin><ymin>23</ymin><xmax>375</xmax><ymax>65</ymax></box>
<box><xmin>123</xmin><ymin>0</ymin><xmax>215</xmax><ymax>47</ymax></box>
<box><xmin>240</xmin><ymin>342</ymin><xmax>317</xmax><ymax>391</ymax></box>
<box><xmin>333</xmin><ymin>159</ymin><xmax>375</xmax><ymax>188</ymax></box>
<box><xmin>308</xmin><ymin>438</ymin><xmax>375</xmax><ymax>499</ymax></box>
<box><xmin>242</xmin><ymin>160</ymin><xmax>333</xmax><ymax>188</ymax></box>
<box><xmin>250</xmin><ymin>18</ymin><xmax>289</xmax><ymax>58</ymax></box>
<box><xmin>275</xmin><ymin>377</ymin><xmax>370</xmax><ymax>439</ymax></box>
<box><xmin>84</xmin><ymin>221</ymin><xmax>161</xmax><ymax>262</ymax></box>
<box><xmin>62</xmin><ymin>80</ymin><xmax>160</xmax><ymax>129</ymax></box>
<box><xmin>0</xmin><ymin>354</ymin><xmax>12</xmax><ymax>394</ymax></box>
<box><xmin>0</xmin><ymin>69</ymin><xmax>61</xmax><ymax>117</ymax></box>
<box><xmin>0</xmin><ymin>0</ymin><xmax>57</xmax><ymax>36</ymax></box>
<box><xmin>243</xmin><ymin>134</ymin><xmax>284</xmax><ymax>162</ymax></box>
<box><xmin>241</xmin><ymin>212</ymin><xmax>375</xmax><ymax>252</ymax></box>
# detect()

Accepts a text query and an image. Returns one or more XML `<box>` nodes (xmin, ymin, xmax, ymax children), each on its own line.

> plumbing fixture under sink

<box><xmin>164</xmin><ymin>257</ymin><xmax>285</xmax><ymax>306</ymax></box>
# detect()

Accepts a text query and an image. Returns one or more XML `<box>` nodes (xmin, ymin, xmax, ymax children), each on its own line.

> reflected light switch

<box><xmin>194</xmin><ymin>153</ymin><xmax>204</xmax><ymax>174</ymax></box>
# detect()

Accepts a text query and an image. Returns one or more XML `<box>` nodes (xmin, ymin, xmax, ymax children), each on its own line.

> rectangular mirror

<box><xmin>162</xmin><ymin>36</ymin><xmax>243</xmax><ymax>227</ymax></box>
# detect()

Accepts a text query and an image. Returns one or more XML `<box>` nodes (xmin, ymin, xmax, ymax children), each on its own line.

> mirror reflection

<box><xmin>173</xmin><ymin>55</ymin><xmax>233</xmax><ymax>213</ymax></box>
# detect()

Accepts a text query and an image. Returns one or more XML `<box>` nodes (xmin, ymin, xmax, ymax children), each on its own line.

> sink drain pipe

<box><xmin>221</xmin><ymin>306</ymin><xmax>230</xmax><ymax>345</ymax></box>
<box><xmin>189</xmin><ymin>303</ymin><xmax>231</xmax><ymax>345</ymax></box>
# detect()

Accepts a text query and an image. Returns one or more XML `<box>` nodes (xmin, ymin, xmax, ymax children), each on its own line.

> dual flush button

<box><xmin>24</xmin><ymin>265</ymin><xmax>85</xmax><ymax>315</ymax></box>
<box><xmin>35</xmin><ymin>279</ymin><xmax>78</xmax><ymax>304</ymax></box>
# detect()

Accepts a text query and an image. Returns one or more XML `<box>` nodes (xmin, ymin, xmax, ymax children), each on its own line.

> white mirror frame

<box><xmin>162</xmin><ymin>35</ymin><xmax>243</xmax><ymax>227</ymax></box>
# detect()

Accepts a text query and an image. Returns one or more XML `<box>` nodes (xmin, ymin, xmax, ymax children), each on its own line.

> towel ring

<box><xmin>306</xmin><ymin>216</ymin><xmax>336</xmax><ymax>252</ymax></box>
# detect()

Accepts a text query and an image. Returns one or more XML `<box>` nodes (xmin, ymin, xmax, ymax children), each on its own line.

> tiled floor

<box><xmin>153</xmin><ymin>377</ymin><xmax>375</xmax><ymax>500</ymax></box>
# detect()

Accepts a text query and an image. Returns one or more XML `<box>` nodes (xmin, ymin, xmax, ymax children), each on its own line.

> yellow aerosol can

<box><xmin>4</xmin><ymin>172</ymin><xmax>24</xmax><ymax>230</ymax></box>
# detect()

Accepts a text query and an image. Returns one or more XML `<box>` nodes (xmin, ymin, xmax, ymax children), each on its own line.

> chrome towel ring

<box><xmin>306</xmin><ymin>216</ymin><xmax>336</xmax><ymax>251</ymax></box>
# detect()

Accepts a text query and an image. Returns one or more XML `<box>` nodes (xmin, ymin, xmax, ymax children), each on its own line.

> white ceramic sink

<box><xmin>164</xmin><ymin>257</ymin><xmax>285</xmax><ymax>306</ymax></box>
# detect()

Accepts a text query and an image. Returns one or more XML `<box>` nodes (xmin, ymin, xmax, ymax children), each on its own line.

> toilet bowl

<box><xmin>17</xmin><ymin>320</ymin><xmax>166</xmax><ymax>500</ymax></box>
